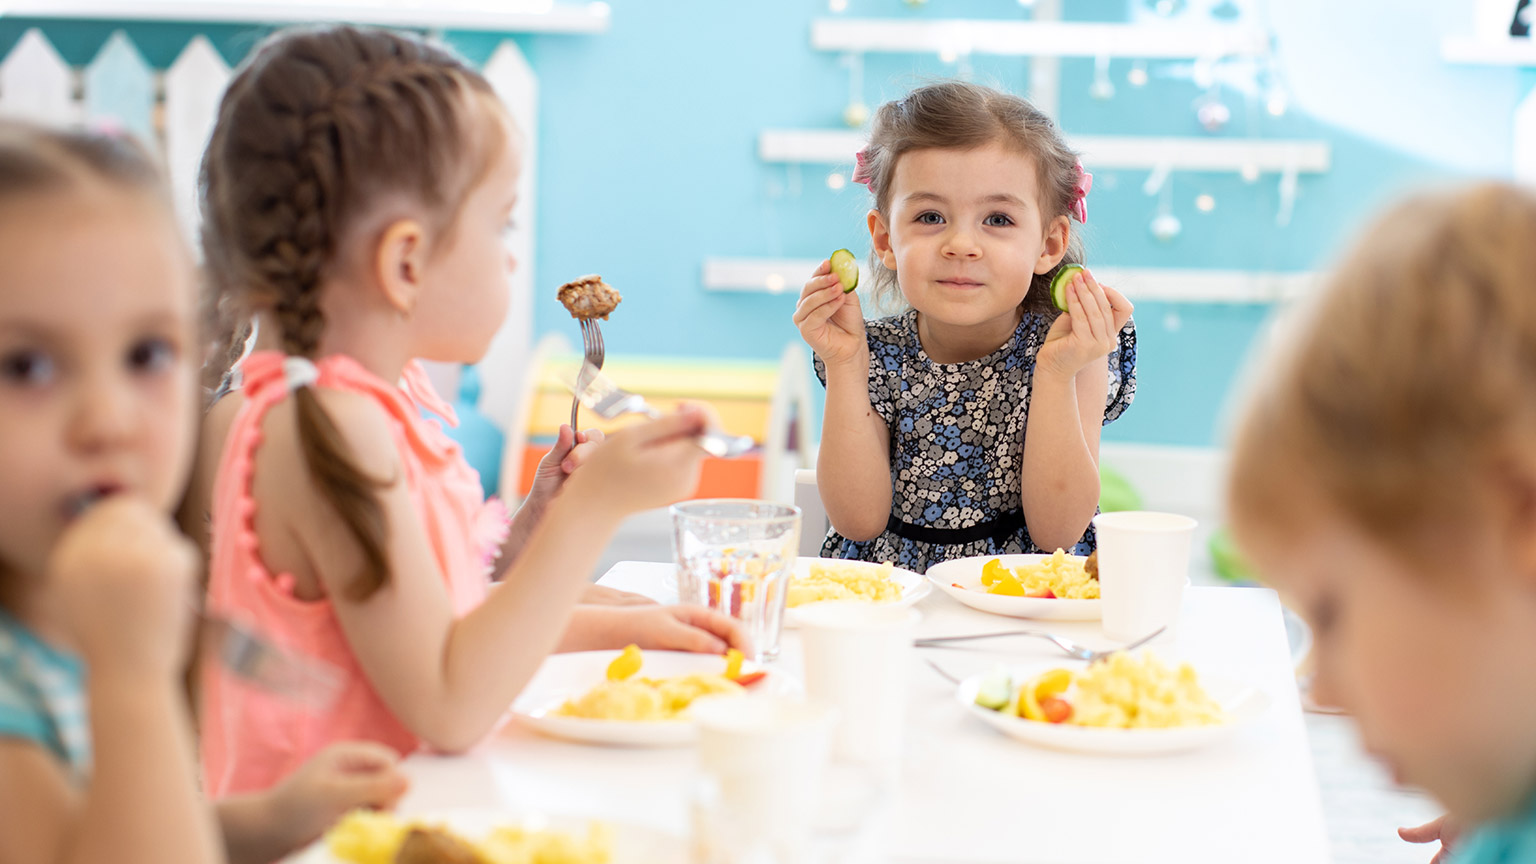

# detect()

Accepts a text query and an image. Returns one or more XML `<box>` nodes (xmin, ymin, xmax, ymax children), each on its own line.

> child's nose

<box><xmin>67</xmin><ymin>372</ymin><xmax>137</xmax><ymax>452</ymax></box>
<box><xmin>942</xmin><ymin>227</ymin><xmax>982</xmax><ymax>259</ymax></box>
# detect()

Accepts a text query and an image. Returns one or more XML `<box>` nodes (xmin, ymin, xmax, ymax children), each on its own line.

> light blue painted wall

<box><xmin>4</xmin><ymin>1</ymin><xmax>1530</xmax><ymax>447</ymax></box>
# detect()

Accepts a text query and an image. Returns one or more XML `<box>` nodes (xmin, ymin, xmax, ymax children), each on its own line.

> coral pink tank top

<box><xmin>200</xmin><ymin>352</ymin><xmax>505</xmax><ymax>796</ymax></box>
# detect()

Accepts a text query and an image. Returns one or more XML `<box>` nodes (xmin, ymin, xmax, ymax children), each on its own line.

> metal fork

<box><xmin>566</xmin><ymin>361</ymin><xmax>757</xmax><ymax>459</ymax></box>
<box><xmin>200</xmin><ymin>612</ymin><xmax>344</xmax><ymax>709</ymax></box>
<box><xmin>914</xmin><ymin>625</ymin><xmax>1166</xmax><ymax>663</ymax></box>
<box><xmin>571</xmin><ymin>318</ymin><xmax>605</xmax><ymax>431</ymax></box>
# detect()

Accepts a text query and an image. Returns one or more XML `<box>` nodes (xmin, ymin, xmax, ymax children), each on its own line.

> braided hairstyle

<box><xmin>200</xmin><ymin>25</ymin><xmax>499</xmax><ymax>600</ymax></box>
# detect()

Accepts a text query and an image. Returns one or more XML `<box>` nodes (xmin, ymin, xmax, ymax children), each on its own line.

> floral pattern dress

<box><xmin>813</xmin><ymin>309</ymin><xmax>1137</xmax><ymax>573</ymax></box>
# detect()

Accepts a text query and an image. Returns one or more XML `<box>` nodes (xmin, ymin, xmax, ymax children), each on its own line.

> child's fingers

<box><xmin>627</xmin><ymin>405</ymin><xmax>712</xmax><ymax>447</ymax></box>
<box><xmin>320</xmin><ymin>740</ymin><xmax>402</xmax><ymax>772</ymax></box>
<box><xmin>1101</xmin><ymin>282</ymin><xmax>1134</xmax><ymax>328</ymax></box>
<box><xmin>659</xmin><ymin>606</ymin><xmax>741</xmax><ymax>654</ymax></box>
<box><xmin>792</xmin><ymin>282</ymin><xmax>846</xmax><ymax>326</ymax></box>
<box><xmin>812</xmin><ymin>258</ymin><xmax>832</xmax><ymax>278</ymax></box>
<box><xmin>797</xmin><ymin>268</ymin><xmax>839</xmax><ymax>301</ymax></box>
<box><xmin>575</xmin><ymin>428</ymin><xmax>605</xmax><ymax>446</ymax></box>
<box><xmin>1080</xmin><ymin>276</ymin><xmax>1114</xmax><ymax>342</ymax></box>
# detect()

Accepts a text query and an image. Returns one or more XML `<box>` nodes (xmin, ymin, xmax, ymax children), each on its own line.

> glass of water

<box><xmin>670</xmin><ymin>499</ymin><xmax>800</xmax><ymax>662</ymax></box>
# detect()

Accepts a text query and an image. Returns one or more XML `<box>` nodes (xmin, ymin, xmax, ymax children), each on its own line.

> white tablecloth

<box><xmin>387</xmin><ymin>562</ymin><xmax>1331</xmax><ymax>864</ymax></box>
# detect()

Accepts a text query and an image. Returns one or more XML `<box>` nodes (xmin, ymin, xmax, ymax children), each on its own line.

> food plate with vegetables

<box><xmin>956</xmin><ymin>653</ymin><xmax>1269</xmax><ymax>756</ymax></box>
<box><xmin>289</xmin><ymin>807</ymin><xmax>683</xmax><ymax>864</ymax></box>
<box><xmin>927</xmin><ymin>552</ymin><xmax>1102</xmax><ymax>621</ymax></box>
<box><xmin>509</xmin><ymin>647</ymin><xmax>794</xmax><ymax>747</ymax></box>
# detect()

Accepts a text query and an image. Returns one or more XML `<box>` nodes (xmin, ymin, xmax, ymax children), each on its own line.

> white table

<box><xmin>390</xmin><ymin>562</ymin><xmax>1331</xmax><ymax>864</ymax></box>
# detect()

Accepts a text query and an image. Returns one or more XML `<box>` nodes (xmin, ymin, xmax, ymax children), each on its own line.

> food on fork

<box><xmin>972</xmin><ymin>652</ymin><xmax>1225</xmax><ymax>728</ymax></box>
<box><xmin>554</xmin><ymin>646</ymin><xmax>758</xmax><ymax>722</ymax></box>
<box><xmin>974</xmin><ymin>550</ymin><xmax>1100</xmax><ymax>599</ymax></box>
<box><xmin>829</xmin><ymin>248</ymin><xmax>859</xmax><ymax>293</ymax></box>
<box><xmin>557</xmin><ymin>274</ymin><xmax>621</xmax><ymax>320</ymax></box>
<box><xmin>787</xmin><ymin>560</ymin><xmax>900</xmax><ymax>607</ymax></box>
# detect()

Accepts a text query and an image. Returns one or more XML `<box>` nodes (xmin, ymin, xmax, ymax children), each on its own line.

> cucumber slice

<box><xmin>830</xmin><ymin>248</ymin><xmax>859</xmax><ymax>293</ymax></box>
<box><xmin>973</xmin><ymin>667</ymin><xmax>1014</xmax><ymax>712</ymax></box>
<box><xmin>1050</xmin><ymin>263</ymin><xmax>1085</xmax><ymax>312</ymax></box>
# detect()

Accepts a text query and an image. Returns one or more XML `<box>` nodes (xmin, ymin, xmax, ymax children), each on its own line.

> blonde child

<box><xmin>794</xmin><ymin>81</ymin><xmax>1137</xmax><ymax>573</ymax></box>
<box><xmin>193</xmin><ymin>25</ymin><xmax>739</xmax><ymax>797</ymax></box>
<box><xmin>1228</xmin><ymin>183</ymin><xmax>1536</xmax><ymax>864</ymax></box>
<box><xmin>0</xmin><ymin>122</ymin><xmax>406</xmax><ymax>864</ymax></box>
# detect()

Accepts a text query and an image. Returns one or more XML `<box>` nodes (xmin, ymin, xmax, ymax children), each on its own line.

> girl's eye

<box><xmin>984</xmin><ymin>213</ymin><xmax>1015</xmax><ymax>227</ymax></box>
<box><xmin>127</xmin><ymin>338</ymin><xmax>176</xmax><ymax>374</ymax></box>
<box><xmin>0</xmin><ymin>349</ymin><xmax>55</xmax><ymax>387</ymax></box>
<box><xmin>915</xmin><ymin>211</ymin><xmax>945</xmax><ymax>225</ymax></box>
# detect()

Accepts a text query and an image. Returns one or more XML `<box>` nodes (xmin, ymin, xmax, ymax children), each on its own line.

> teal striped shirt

<box><xmin>0</xmin><ymin>609</ymin><xmax>90</xmax><ymax>780</ymax></box>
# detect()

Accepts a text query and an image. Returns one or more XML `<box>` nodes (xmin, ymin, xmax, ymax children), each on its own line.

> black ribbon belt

<box><xmin>885</xmin><ymin>509</ymin><xmax>1024</xmax><ymax>545</ymax></box>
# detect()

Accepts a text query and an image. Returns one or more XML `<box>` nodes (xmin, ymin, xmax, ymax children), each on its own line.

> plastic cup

<box><xmin>1092</xmin><ymin>511</ymin><xmax>1198</xmax><ymax>642</ymax></box>
<box><xmin>796</xmin><ymin>603</ymin><xmax>918</xmax><ymax>776</ymax></box>
<box><xmin>671</xmin><ymin>500</ymin><xmax>800</xmax><ymax>662</ymax></box>
<box><xmin>690</xmin><ymin>695</ymin><xmax>836</xmax><ymax>864</ymax></box>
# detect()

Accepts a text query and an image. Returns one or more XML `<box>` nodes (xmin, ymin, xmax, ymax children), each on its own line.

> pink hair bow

<box><xmin>852</xmin><ymin>148</ymin><xmax>874</xmax><ymax>186</ymax></box>
<box><xmin>1071</xmin><ymin>160</ymin><xmax>1093</xmax><ymax>223</ymax></box>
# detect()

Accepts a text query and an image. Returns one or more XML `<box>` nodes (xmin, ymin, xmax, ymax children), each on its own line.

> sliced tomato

<box><xmin>1025</xmin><ymin>588</ymin><xmax>1056</xmax><ymax>599</ymax></box>
<box><xmin>732</xmin><ymin>670</ymin><xmax>768</xmax><ymax>687</ymax></box>
<box><xmin>1038</xmin><ymin>695</ymin><xmax>1073</xmax><ymax>724</ymax></box>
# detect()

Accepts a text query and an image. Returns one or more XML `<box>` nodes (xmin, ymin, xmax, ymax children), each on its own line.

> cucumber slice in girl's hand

<box><xmin>1050</xmin><ymin>263</ymin><xmax>1085</xmax><ymax>312</ymax></box>
<box><xmin>830</xmin><ymin>248</ymin><xmax>859</xmax><ymax>293</ymax></box>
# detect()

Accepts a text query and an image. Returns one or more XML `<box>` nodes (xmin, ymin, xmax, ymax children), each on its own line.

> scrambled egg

<box><xmin>554</xmin><ymin>674</ymin><xmax>743</xmax><ymax>722</ymax></box>
<box><xmin>786</xmin><ymin>560</ymin><xmax>902</xmax><ymax>607</ymax></box>
<box><xmin>325</xmin><ymin>810</ymin><xmax>613</xmax><ymax>864</ymax></box>
<box><xmin>1019</xmin><ymin>653</ymin><xmax>1225</xmax><ymax>729</ymax></box>
<box><xmin>980</xmin><ymin>550</ymin><xmax>1101</xmax><ymax>599</ymax></box>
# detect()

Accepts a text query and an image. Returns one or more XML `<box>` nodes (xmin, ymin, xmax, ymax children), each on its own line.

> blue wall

<box><xmin>6</xmin><ymin>1</ymin><xmax>1530</xmax><ymax>446</ymax></box>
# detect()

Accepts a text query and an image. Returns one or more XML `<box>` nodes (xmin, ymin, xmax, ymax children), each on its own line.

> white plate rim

<box><xmin>953</xmin><ymin>667</ymin><xmax>1271</xmax><ymax>755</ymax></box>
<box><xmin>508</xmin><ymin>649</ymin><xmax>791</xmax><ymax>748</ymax></box>
<box><xmin>926</xmin><ymin>553</ymin><xmax>1102</xmax><ymax>621</ymax></box>
<box><xmin>783</xmin><ymin>556</ymin><xmax>932</xmax><ymax>626</ymax></box>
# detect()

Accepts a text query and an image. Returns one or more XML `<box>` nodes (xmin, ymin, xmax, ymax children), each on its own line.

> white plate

<box><xmin>954</xmin><ymin>666</ymin><xmax>1270</xmax><ymax>756</ymax></box>
<box><xmin>509</xmin><ymin>649</ymin><xmax>796</xmax><ymax>747</ymax></box>
<box><xmin>286</xmin><ymin>807</ymin><xmax>683</xmax><ymax>863</ymax></box>
<box><xmin>926</xmin><ymin>553</ymin><xmax>1102</xmax><ymax>621</ymax></box>
<box><xmin>783</xmin><ymin>557</ymin><xmax>931</xmax><ymax>627</ymax></box>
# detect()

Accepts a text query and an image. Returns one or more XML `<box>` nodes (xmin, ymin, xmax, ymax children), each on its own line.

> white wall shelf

<box><xmin>703</xmin><ymin>256</ymin><xmax>1316</xmax><ymax>304</ymax></box>
<box><xmin>0</xmin><ymin>1</ymin><xmax>611</xmax><ymax>34</ymax></box>
<box><xmin>811</xmin><ymin>18</ymin><xmax>1269</xmax><ymax>60</ymax></box>
<box><xmin>1441</xmin><ymin>36</ymin><xmax>1536</xmax><ymax>67</ymax></box>
<box><xmin>759</xmin><ymin>129</ymin><xmax>1330</xmax><ymax>175</ymax></box>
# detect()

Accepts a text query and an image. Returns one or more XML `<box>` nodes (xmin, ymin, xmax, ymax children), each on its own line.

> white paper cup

<box><xmin>691</xmin><ymin>695</ymin><xmax>836</xmax><ymax>863</ymax></box>
<box><xmin>1092</xmin><ymin>511</ymin><xmax>1198</xmax><ymax>642</ymax></box>
<box><xmin>796</xmin><ymin>603</ymin><xmax>918</xmax><ymax>775</ymax></box>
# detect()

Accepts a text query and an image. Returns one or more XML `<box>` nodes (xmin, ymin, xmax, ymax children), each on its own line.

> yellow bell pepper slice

<box><xmin>606</xmin><ymin>644</ymin><xmax>643</xmax><ymax>681</ymax></box>
<box><xmin>1018</xmin><ymin>668</ymin><xmax>1073</xmax><ymax>721</ymax></box>
<box><xmin>723</xmin><ymin>648</ymin><xmax>744</xmax><ymax>680</ymax></box>
<box><xmin>981</xmin><ymin>558</ymin><xmax>1009</xmax><ymax>588</ymax></box>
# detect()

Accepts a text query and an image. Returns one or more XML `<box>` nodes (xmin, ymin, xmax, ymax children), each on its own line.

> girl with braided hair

<box><xmin>192</xmin><ymin>25</ymin><xmax>742</xmax><ymax>797</ymax></box>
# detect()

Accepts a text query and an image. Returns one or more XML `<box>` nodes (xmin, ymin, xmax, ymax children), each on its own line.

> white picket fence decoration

<box><xmin>0</xmin><ymin>26</ymin><xmax>544</xmax><ymax>416</ymax></box>
<box><xmin>0</xmin><ymin>28</ymin><xmax>81</xmax><ymax>127</ymax></box>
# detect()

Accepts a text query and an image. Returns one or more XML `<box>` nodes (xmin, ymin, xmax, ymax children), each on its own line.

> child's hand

<box><xmin>562</xmin><ymin>406</ymin><xmax>714</xmax><ymax>520</ymax></box>
<box><xmin>1037</xmin><ymin>268</ymin><xmax>1134</xmax><ymax>380</ymax></box>
<box><xmin>581</xmin><ymin>584</ymin><xmax>658</xmax><ymax>606</ymax></box>
<box><xmin>48</xmin><ymin>496</ymin><xmax>200</xmax><ymax>679</ymax></box>
<box><xmin>526</xmin><ymin>424</ymin><xmax>605</xmax><ymax>507</ymax></box>
<box><xmin>1399</xmin><ymin>814</ymin><xmax>1462</xmax><ymax>864</ymax></box>
<box><xmin>264</xmin><ymin>741</ymin><xmax>409</xmax><ymax>853</ymax></box>
<box><xmin>793</xmin><ymin>259</ymin><xmax>868</xmax><ymax>368</ymax></box>
<box><xmin>604</xmin><ymin>604</ymin><xmax>752</xmax><ymax>655</ymax></box>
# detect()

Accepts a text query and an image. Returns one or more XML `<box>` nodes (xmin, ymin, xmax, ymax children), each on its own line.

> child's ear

<box><xmin>373</xmin><ymin>219</ymin><xmax>426</xmax><ymax>316</ymax></box>
<box><xmin>1035</xmin><ymin>214</ymin><xmax>1071</xmax><ymax>274</ymax></box>
<box><xmin>1493</xmin><ymin>452</ymin><xmax>1536</xmax><ymax>593</ymax></box>
<box><xmin>867</xmin><ymin>209</ymin><xmax>897</xmax><ymax>270</ymax></box>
